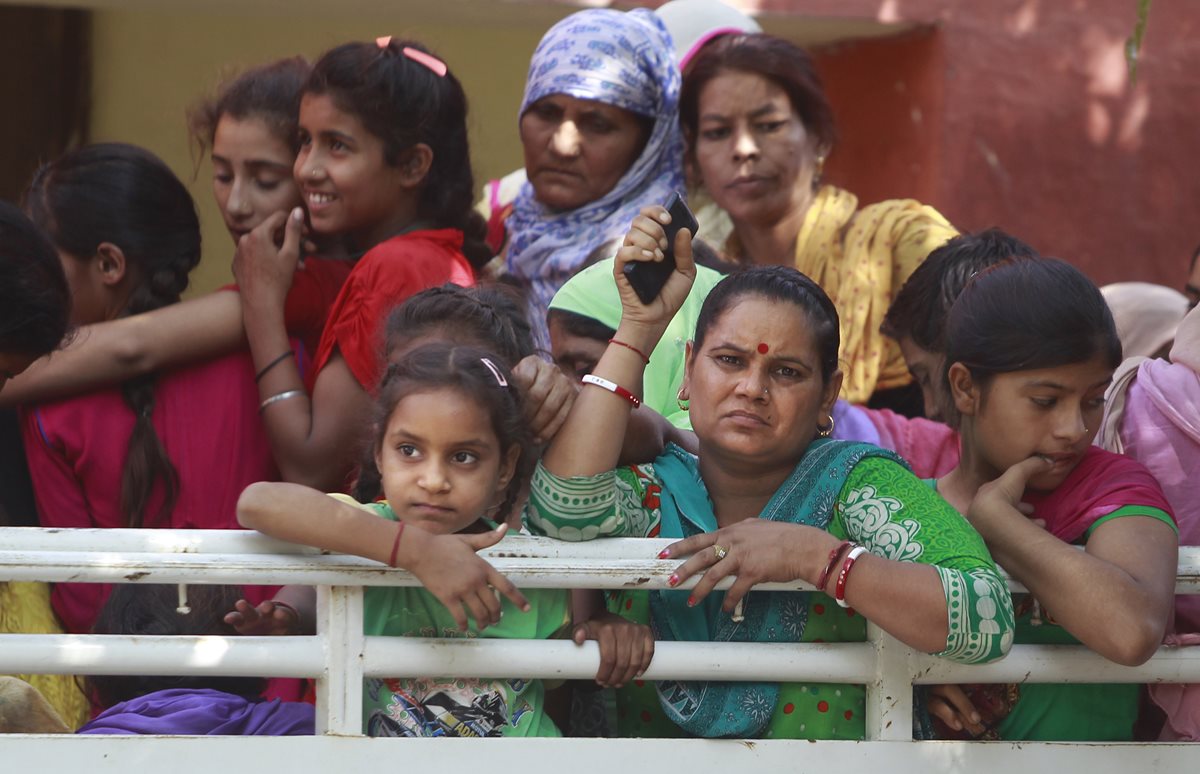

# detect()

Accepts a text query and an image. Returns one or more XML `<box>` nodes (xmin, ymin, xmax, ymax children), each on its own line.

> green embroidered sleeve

<box><xmin>525</xmin><ymin>461</ymin><xmax>663</xmax><ymax>540</ymax></box>
<box><xmin>830</xmin><ymin>457</ymin><xmax>1014</xmax><ymax>664</ymax></box>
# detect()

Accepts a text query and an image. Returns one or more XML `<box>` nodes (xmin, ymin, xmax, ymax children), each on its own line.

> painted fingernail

<box><xmin>687</xmin><ymin>595</ymin><xmax>697</xmax><ymax>607</ymax></box>
<box><xmin>668</xmin><ymin>574</ymin><xmax>679</xmax><ymax>587</ymax></box>
<box><xmin>657</xmin><ymin>549</ymin><xmax>670</xmax><ymax>559</ymax></box>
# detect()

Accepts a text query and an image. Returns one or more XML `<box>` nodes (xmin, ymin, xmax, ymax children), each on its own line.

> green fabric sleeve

<box><xmin>525</xmin><ymin>461</ymin><xmax>663</xmax><ymax>540</ymax></box>
<box><xmin>1084</xmin><ymin>504</ymin><xmax>1177</xmax><ymax>538</ymax></box>
<box><xmin>831</xmin><ymin>457</ymin><xmax>1014</xmax><ymax>664</ymax></box>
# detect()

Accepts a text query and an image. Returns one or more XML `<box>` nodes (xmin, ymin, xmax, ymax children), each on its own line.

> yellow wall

<box><xmin>88</xmin><ymin>6</ymin><xmax>569</xmax><ymax>295</ymax></box>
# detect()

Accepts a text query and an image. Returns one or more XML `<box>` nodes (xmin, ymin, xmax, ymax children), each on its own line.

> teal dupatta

<box><xmin>650</xmin><ymin>438</ymin><xmax>906</xmax><ymax>738</ymax></box>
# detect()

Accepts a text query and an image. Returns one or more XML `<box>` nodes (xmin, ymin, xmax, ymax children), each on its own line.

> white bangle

<box><xmin>580</xmin><ymin>374</ymin><xmax>641</xmax><ymax>407</ymax></box>
<box><xmin>259</xmin><ymin>389</ymin><xmax>304</xmax><ymax>413</ymax></box>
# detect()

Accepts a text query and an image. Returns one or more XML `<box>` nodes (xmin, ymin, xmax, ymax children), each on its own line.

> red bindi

<box><xmin>757</xmin><ymin>342</ymin><xmax>769</xmax><ymax>354</ymax></box>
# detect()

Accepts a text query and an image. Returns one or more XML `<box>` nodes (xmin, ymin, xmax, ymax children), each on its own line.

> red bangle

<box><xmin>816</xmin><ymin>540</ymin><xmax>853</xmax><ymax>592</ymax></box>
<box><xmin>835</xmin><ymin>546</ymin><xmax>868</xmax><ymax>608</ymax></box>
<box><xmin>581</xmin><ymin>374</ymin><xmax>641</xmax><ymax>407</ymax></box>
<box><xmin>608</xmin><ymin>338</ymin><xmax>650</xmax><ymax>364</ymax></box>
<box><xmin>387</xmin><ymin>521</ymin><xmax>406</xmax><ymax>567</ymax></box>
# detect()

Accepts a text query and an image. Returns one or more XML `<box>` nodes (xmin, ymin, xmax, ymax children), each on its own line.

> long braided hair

<box><xmin>26</xmin><ymin>143</ymin><xmax>201</xmax><ymax>528</ymax></box>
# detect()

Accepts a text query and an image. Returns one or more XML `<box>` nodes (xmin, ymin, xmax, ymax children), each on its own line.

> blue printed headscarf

<box><xmin>506</xmin><ymin>8</ymin><xmax>684</xmax><ymax>350</ymax></box>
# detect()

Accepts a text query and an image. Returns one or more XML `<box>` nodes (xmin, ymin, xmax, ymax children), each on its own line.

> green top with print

<box><xmin>329</xmin><ymin>495</ymin><xmax>571</xmax><ymax>738</ymax></box>
<box><xmin>526</xmin><ymin>455</ymin><xmax>1013</xmax><ymax>739</ymax></box>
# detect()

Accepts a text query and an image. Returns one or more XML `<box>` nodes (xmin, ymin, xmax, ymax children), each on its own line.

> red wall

<box><xmin>643</xmin><ymin>0</ymin><xmax>1200</xmax><ymax>287</ymax></box>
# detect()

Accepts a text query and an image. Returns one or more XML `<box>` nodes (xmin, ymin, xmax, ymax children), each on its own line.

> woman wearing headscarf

<box><xmin>1101</xmin><ymin>282</ymin><xmax>1189</xmax><ymax>360</ymax></box>
<box><xmin>1098</xmin><ymin>304</ymin><xmax>1200</xmax><ymax>740</ymax></box>
<box><xmin>484</xmin><ymin>7</ymin><xmax>684</xmax><ymax>349</ymax></box>
<box><xmin>480</xmin><ymin>1</ymin><xmax>759</xmax><ymax>279</ymax></box>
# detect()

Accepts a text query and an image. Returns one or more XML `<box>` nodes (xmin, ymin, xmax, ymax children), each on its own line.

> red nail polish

<box><xmin>687</xmin><ymin>595</ymin><xmax>696</xmax><ymax>607</ymax></box>
<box><xmin>668</xmin><ymin>574</ymin><xmax>679</xmax><ymax>587</ymax></box>
<box><xmin>657</xmin><ymin>549</ymin><xmax>670</xmax><ymax>559</ymax></box>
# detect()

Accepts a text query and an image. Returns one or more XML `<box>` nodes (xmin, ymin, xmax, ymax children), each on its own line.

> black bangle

<box><xmin>255</xmin><ymin>350</ymin><xmax>294</xmax><ymax>382</ymax></box>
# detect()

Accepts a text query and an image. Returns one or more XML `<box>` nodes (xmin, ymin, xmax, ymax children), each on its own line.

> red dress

<box><xmin>310</xmin><ymin>228</ymin><xmax>474</xmax><ymax>392</ymax></box>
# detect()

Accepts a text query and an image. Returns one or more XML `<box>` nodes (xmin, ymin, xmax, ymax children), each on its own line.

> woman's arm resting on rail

<box><xmin>666</xmin><ymin>457</ymin><xmax>1014</xmax><ymax>661</ymax></box>
<box><xmin>968</xmin><ymin>456</ymin><xmax>1177</xmax><ymax>666</ymax></box>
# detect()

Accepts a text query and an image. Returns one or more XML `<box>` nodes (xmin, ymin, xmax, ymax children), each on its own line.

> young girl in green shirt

<box><xmin>231</xmin><ymin>343</ymin><xmax>569</xmax><ymax>737</ymax></box>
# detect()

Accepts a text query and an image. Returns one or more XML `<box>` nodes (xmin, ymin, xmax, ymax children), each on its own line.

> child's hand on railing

<box><xmin>224</xmin><ymin>598</ymin><xmax>301</xmax><ymax>636</ymax></box>
<box><xmin>572</xmin><ymin>611</ymin><xmax>655</xmax><ymax>688</ymax></box>
<box><xmin>405</xmin><ymin>523</ymin><xmax>531</xmax><ymax>632</ymax></box>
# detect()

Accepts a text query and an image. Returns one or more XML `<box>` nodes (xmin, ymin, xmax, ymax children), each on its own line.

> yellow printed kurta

<box><xmin>0</xmin><ymin>581</ymin><xmax>90</xmax><ymax>729</ymax></box>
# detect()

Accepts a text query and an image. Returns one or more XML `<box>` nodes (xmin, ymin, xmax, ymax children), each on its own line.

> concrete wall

<box><xmin>54</xmin><ymin>0</ymin><xmax>1200</xmax><ymax>293</ymax></box>
<box><xmin>750</xmin><ymin>0</ymin><xmax>1200</xmax><ymax>287</ymax></box>
<box><xmin>86</xmin><ymin>5</ymin><xmax>571</xmax><ymax>295</ymax></box>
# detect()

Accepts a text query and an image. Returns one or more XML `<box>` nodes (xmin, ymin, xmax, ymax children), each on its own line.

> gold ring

<box><xmin>714</xmin><ymin>544</ymin><xmax>728</xmax><ymax>561</ymax></box>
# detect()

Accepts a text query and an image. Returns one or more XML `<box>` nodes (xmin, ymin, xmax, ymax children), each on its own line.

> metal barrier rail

<box><xmin>1</xmin><ymin>528</ymin><xmax>1197</xmax><ymax>768</ymax></box>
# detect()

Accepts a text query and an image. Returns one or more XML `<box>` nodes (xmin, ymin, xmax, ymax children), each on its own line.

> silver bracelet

<box><xmin>259</xmin><ymin>389</ymin><xmax>304</xmax><ymax>414</ymax></box>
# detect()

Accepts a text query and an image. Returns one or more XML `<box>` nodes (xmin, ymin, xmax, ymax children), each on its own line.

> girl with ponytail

<box><xmin>22</xmin><ymin>143</ymin><xmax>284</xmax><ymax>635</ymax></box>
<box><xmin>233</xmin><ymin>38</ymin><xmax>489</xmax><ymax>492</ymax></box>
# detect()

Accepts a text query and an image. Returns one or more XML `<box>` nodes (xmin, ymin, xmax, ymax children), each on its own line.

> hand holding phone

<box><xmin>622</xmin><ymin>191</ymin><xmax>699</xmax><ymax>305</ymax></box>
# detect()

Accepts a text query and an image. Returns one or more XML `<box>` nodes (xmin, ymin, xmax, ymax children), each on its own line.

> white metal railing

<box><xmin>1</xmin><ymin>528</ymin><xmax>1197</xmax><ymax>772</ymax></box>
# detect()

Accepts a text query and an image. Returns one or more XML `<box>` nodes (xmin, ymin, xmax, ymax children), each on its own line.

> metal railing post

<box><xmin>315</xmin><ymin>585</ymin><xmax>364</xmax><ymax>736</ymax></box>
<box><xmin>865</xmin><ymin>623</ymin><xmax>915</xmax><ymax>741</ymax></box>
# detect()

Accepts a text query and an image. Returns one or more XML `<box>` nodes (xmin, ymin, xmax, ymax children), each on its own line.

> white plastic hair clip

<box><xmin>480</xmin><ymin>358</ymin><xmax>508</xmax><ymax>387</ymax></box>
<box><xmin>176</xmin><ymin>583</ymin><xmax>191</xmax><ymax>615</ymax></box>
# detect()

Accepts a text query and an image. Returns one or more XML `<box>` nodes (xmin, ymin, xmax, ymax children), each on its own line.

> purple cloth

<box><xmin>77</xmin><ymin>689</ymin><xmax>314</xmax><ymax>736</ymax></box>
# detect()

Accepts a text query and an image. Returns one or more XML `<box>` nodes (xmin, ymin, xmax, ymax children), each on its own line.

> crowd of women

<box><xmin>0</xmin><ymin>0</ymin><xmax>1195</xmax><ymax>744</ymax></box>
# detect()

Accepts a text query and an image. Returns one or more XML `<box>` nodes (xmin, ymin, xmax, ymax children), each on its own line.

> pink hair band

<box><xmin>404</xmin><ymin>46</ymin><xmax>448</xmax><ymax>77</ymax></box>
<box><xmin>375</xmin><ymin>36</ymin><xmax>448</xmax><ymax>77</ymax></box>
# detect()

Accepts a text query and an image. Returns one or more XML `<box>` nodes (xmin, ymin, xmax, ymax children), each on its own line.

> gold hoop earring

<box><xmin>677</xmin><ymin>387</ymin><xmax>689</xmax><ymax>412</ymax></box>
<box><xmin>817</xmin><ymin>414</ymin><xmax>835</xmax><ymax>438</ymax></box>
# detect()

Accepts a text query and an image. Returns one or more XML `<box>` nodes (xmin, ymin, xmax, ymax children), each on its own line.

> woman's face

<box><xmin>211</xmin><ymin>115</ymin><xmax>302</xmax><ymax>245</ymax></box>
<box><xmin>684</xmin><ymin>296</ymin><xmax>839</xmax><ymax>469</ymax></box>
<box><xmin>951</xmin><ymin>354</ymin><xmax>1113</xmax><ymax>492</ymax></box>
<box><xmin>520</xmin><ymin>94</ymin><xmax>650</xmax><ymax>212</ymax></box>
<box><xmin>547</xmin><ymin>313</ymin><xmax>608</xmax><ymax>380</ymax></box>
<box><xmin>898</xmin><ymin>336</ymin><xmax>950</xmax><ymax>423</ymax></box>
<box><xmin>691</xmin><ymin>70</ymin><xmax>820</xmax><ymax>228</ymax></box>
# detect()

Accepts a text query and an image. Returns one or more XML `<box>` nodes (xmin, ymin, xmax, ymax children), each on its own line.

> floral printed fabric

<box><xmin>505</xmin><ymin>7</ymin><xmax>684</xmax><ymax>350</ymax></box>
<box><xmin>527</xmin><ymin>454</ymin><xmax>1012</xmax><ymax>739</ymax></box>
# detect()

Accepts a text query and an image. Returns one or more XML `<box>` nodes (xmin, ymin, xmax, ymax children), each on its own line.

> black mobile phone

<box><xmin>623</xmin><ymin>191</ymin><xmax>699</xmax><ymax>305</ymax></box>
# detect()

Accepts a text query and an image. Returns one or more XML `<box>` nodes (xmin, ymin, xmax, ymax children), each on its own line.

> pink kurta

<box><xmin>23</xmin><ymin>350</ymin><xmax>283</xmax><ymax>634</ymax></box>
